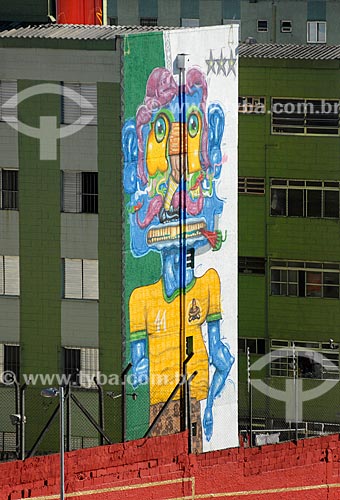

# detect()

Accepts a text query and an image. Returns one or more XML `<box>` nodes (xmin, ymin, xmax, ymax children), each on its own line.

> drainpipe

<box><xmin>271</xmin><ymin>1</ymin><xmax>277</xmax><ymax>43</ymax></box>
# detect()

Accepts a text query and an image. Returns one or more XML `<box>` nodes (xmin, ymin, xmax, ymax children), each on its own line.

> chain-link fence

<box><xmin>0</xmin><ymin>382</ymin><xmax>123</xmax><ymax>462</ymax></box>
<box><xmin>239</xmin><ymin>376</ymin><xmax>340</xmax><ymax>447</ymax></box>
<box><xmin>0</xmin><ymin>385</ymin><xmax>17</xmax><ymax>461</ymax></box>
<box><xmin>2</xmin><ymin>367</ymin><xmax>340</xmax><ymax>461</ymax></box>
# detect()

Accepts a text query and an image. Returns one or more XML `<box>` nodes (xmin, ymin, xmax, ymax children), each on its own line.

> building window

<box><xmin>239</xmin><ymin>96</ymin><xmax>266</xmax><ymax>114</ymax></box>
<box><xmin>272</xmin><ymin>98</ymin><xmax>339</xmax><ymax>136</ymax></box>
<box><xmin>270</xmin><ymin>179</ymin><xmax>340</xmax><ymax>218</ymax></box>
<box><xmin>271</xmin><ymin>260</ymin><xmax>340</xmax><ymax>299</ymax></box>
<box><xmin>257</xmin><ymin>20</ymin><xmax>268</xmax><ymax>32</ymax></box>
<box><xmin>280</xmin><ymin>20</ymin><xmax>292</xmax><ymax>33</ymax></box>
<box><xmin>181</xmin><ymin>18</ymin><xmax>199</xmax><ymax>27</ymax></box>
<box><xmin>62</xmin><ymin>171</ymin><xmax>98</xmax><ymax>214</ymax></box>
<box><xmin>63</xmin><ymin>347</ymin><xmax>99</xmax><ymax>387</ymax></box>
<box><xmin>0</xmin><ymin>170</ymin><xmax>18</xmax><ymax>210</ymax></box>
<box><xmin>239</xmin><ymin>177</ymin><xmax>265</xmax><ymax>195</ymax></box>
<box><xmin>239</xmin><ymin>338</ymin><xmax>266</xmax><ymax>355</ymax></box>
<box><xmin>63</xmin><ymin>258</ymin><xmax>98</xmax><ymax>300</ymax></box>
<box><xmin>0</xmin><ymin>81</ymin><xmax>17</xmax><ymax>123</ymax></box>
<box><xmin>4</xmin><ymin>345</ymin><xmax>20</xmax><ymax>383</ymax></box>
<box><xmin>0</xmin><ymin>256</ymin><xmax>19</xmax><ymax>296</ymax></box>
<box><xmin>270</xmin><ymin>339</ymin><xmax>339</xmax><ymax>380</ymax></box>
<box><xmin>62</xmin><ymin>83</ymin><xmax>97</xmax><ymax>126</ymax></box>
<box><xmin>239</xmin><ymin>257</ymin><xmax>265</xmax><ymax>275</ymax></box>
<box><xmin>140</xmin><ymin>17</ymin><xmax>158</xmax><ymax>26</ymax></box>
<box><xmin>307</xmin><ymin>21</ymin><xmax>326</xmax><ymax>43</ymax></box>
<box><xmin>108</xmin><ymin>16</ymin><xmax>118</xmax><ymax>25</ymax></box>
<box><xmin>0</xmin><ymin>344</ymin><xmax>20</xmax><ymax>384</ymax></box>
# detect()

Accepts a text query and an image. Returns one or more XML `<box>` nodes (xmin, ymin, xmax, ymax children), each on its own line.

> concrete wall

<box><xmin>0</xmin><ymin>49</ymin><xmax>120</xmax><ymax>83</ymax></box>
<box><xmin>1</xmin><ymin>432</ymin><xmax>340</xmax><ymax>499</ymax></box>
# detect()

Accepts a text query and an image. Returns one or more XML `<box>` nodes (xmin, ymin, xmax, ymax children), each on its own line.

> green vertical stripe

<box><xmin>123</xmin><ymin>32</ymin><xmax>164</xmax><ymax>440</ymax></box>
<box><xmin>97</xmin><ymin>82</ymin><xmax>123</xmax><ymax>442</ymax></box>
<box><xmin>18</xmin><ymin>80</ymin><xmax>61</xmax><ymax>449</ymax></box>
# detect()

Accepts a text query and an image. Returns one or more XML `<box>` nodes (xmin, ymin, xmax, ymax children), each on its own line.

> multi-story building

<box><xmin>0</xmin><ymin>19</ymin><xmax>340</xmax><ymax>459</ymax></box>
<box><xmin>0</xmin><ymin>22</ymin><xmax>239</xmax><ymax>458</ymax></box>
<box><xmin>238</xmin><ymin>42</ymin><xmax>340</xmax><ymax>437</ymax></box>
<box><xmin>2</xmin><ymin>0</ymin><xmax>340</xmax><ymax>45</ymax></box>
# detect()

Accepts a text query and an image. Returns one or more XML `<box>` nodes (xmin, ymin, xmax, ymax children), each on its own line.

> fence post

<box><xmin>247</xmin><ymin>347</ymin><xmax>253</xmax><ymax>447</ymax></box>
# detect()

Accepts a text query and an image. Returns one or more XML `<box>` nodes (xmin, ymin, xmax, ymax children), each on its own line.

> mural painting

<box><xmin>123</xmin><ymin>27</ymin><xmax>238</xmax><ymax>452</ymax></box>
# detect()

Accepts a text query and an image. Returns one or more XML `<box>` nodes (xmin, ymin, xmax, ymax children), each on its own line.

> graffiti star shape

<box><xmin>227</xmin><ymin>49</ymin><xmax>237</xmax><ymax>77</ymax></box>
<box><xmin>215</xmin><ymin>50</ymin><xmax>227</xmax><ymax>76</ymax></box>
<box><xmin>206</xmin><ymin>49</ymin><xmax>216</xmax><ymax>75</ymax></box>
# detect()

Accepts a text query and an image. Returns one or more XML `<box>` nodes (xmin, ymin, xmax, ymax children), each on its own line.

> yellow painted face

<box><xmin>146</xmin><ymin>113</ymin><xmax>170</xmax><ymax>177</ymax></box>
<box><xmin>187</xmin><ymin>111</ymin><xmax>202</xmax><ymax>174</ymax></box>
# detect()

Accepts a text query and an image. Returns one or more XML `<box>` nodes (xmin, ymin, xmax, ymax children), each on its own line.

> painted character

<box><xmin>123</xmin><ymin>66</ymin><xmax>234</xmax><ymax>443</ymax></box>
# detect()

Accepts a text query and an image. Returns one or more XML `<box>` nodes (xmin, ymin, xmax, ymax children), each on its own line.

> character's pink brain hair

<box><xmin>136</xmin><ymin>67</ymin><xmax>209</xmax><ymax>185</ymax></box>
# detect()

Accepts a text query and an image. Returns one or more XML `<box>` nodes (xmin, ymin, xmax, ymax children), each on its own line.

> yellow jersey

<box><xmin>129</xmin><ymin>268</ymin><xmax>222</xmax><ymax>405</ymax></box>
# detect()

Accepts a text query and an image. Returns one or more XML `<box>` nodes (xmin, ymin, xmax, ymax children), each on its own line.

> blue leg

<box><xmin>203</xmin><ymin>320</ymin><xmax>235</xmax><ymax>441</ymax></box>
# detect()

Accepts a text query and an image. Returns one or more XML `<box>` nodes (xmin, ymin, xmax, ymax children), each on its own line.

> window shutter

<box><xmin>63</xmin><ymin>83</ymin><xmax>81</xmax><ymax>125</ymax></box>
<box><xmin>0</xmin><ymin>81</ymin><xmax>17</xmax><ymax>123</ymax></box>
<box><xmin>63</xmin><ymin>83</ymin><xmax>97</xmax><ymax>126</ymax></box>
<box><xmin>83</xmin><ymin>259</ymin><xmax>99</xmax><ymax>300</ymax></box>
<box><xmin>62</xmin><ymin>171</ymin><xmax>81</xmax><ymax>213</ymax></box>
<box><xmin>64</xmin><ymin>258</ymin><xmax>82</xmax><ymax>298</ymax></box>
<box><xmin>0</xmin><ymin>257</ymin><xmax>3</xmax><ymax>295</ymax></box>
<box><xmin>80</xmin><ymin>84</ymin><xmax>97</xmax><ymax>126</ymax></box>
<box><xmin>80</xmin><ymin>348</ymin><xmax>99</xmax><ymax>387</ymax></box>
<box><xmin>4</xmin><ymin>256</ymin><xmax>19</xmax><ymax>296</ymax></box>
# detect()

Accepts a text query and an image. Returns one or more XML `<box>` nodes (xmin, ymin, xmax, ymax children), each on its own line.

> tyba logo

<box><xmin>250</xmin><ymin>349</ymin><xmax>338</xmax><ymax>422</ymax></box>
<box><xmin>1</xmin><ymin>83</ymin><xmax>94</xmax><ymax>160</ymax></box>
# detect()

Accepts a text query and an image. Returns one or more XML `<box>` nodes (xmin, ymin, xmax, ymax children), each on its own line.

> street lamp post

<box><xmin>41</xmin><ymin>387</ymin><xmax>65</xmax><ymax>500</ymax></box>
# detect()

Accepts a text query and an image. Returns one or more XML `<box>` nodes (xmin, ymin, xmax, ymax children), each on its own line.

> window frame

<box><xmin>62</xmin><ymin>171</ymin><xmax>98</xmax><ymax>214</ymax></box>
<box><xmin>239</xmin><ymin>256</ymin><xmax>266</xmax><ymax>275</ymax></box>
<box><xmin>280</xmin><ymin>20</ymin><xmax>292</xmax><ymax>33</ymax></box>
<box><xmin>62</xmin><ymin>346</ymin><xmax>99</xmax><ymax>388</ymax></box>
<box><xmin>239</xmin><ymin>96</ymin><xmax>266</xmax><ymax>114</ymax></box>
<box><xmin>63</xmin><ymin>258</ymin><xmax>99</xmax><ymax>301</ymax></box>
<box><xmin>140</xmin><ymin>17</ymin><xmax>158</xmax><ymax>26</ymax></box>
<box><xmin>62</xmin><ymin>82</ymin><xmax>97</xmax><ymax>126</ymax></box>
<box><xmin>0</xmin><ymin>80</ymin><xmax>18</xmax><ymax>123</ymax></box>
<box><xmin>270</xmin><ymin>179</ymin><xmax>340</xmax><ymax>219</ymax></box>
<box><xmin>239</xmin><ymin>177</ymin><xmax>265</xmax><ymax>195</ymax></box>
<box><xmin>0</xmin><ymin>256</ymin><xmax>20</xmax><ymax>296</ymax></box>
<box><xmin>307</xmin><ymin>21</ymin><xmax>326</xmax><ymax>44</ymax></box>
<box><xmin>270</xmin><ymin>339</ymin><xmax>339</xmax><ymax>380</ymax></box>
<box><xmin>257</xmin><ymin>20</ymin><xmax>268</xmax><ymax>32</ymax></box>
<box><xmin>271</xmin><ymin>97</ymin><xmax>340</xmax><ymax>137</ymax></box>
<box><xmin>239</xmin><ymin>338</ymin><xmax>266</xmax><ymax>355</ymax></box>
<box><xmin>270</xmin><ymin>260</ymin><xmax>340</xmax><ymax>300</ymax></box>
<box><xmin>0</xmin><ymin>169</ymin><xmax>19</xmax><ymax>210</ymax></box>
<box><xmin>0</xmin><ymin>344</ymin><xmax>20</xmax><ymax>384</ymax></box>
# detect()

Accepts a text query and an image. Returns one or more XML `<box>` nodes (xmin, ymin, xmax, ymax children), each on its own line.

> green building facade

<box><xmin>238</xmin><ymin>44</ymin><xmax>340</xmax><ymax>438</ymax></box>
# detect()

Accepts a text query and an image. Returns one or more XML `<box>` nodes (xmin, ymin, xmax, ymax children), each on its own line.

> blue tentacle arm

<box><xmin>203</xmin><ymin>320</ymin><xmax>235</xmax><ymax>441</ymax></box>
<box><xmin>131</xmin><ymin>337</ymin><xmax>149</xmax><ymax>388</ymax></box>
